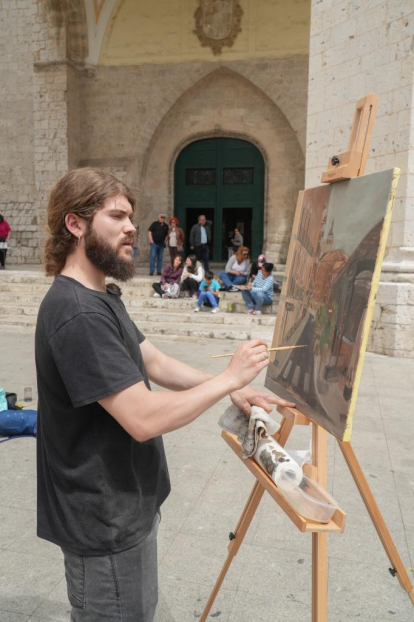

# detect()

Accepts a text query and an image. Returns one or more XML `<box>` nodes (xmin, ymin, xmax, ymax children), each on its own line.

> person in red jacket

<box><xmin>0</xmin><ymin>214</ymin><xmax>11</xmax><ymax>268</ymax></box>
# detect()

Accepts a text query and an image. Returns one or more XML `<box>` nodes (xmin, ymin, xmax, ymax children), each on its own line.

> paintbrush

<box><xmin>211</xmin><ymin>345</ymin><xmax>307</xmax><ymax>358</ymax></box>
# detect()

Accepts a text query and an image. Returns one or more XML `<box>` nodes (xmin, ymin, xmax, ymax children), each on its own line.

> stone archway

<box><xmin>133</xmin><ymin>67</ymin><xmax>304</xmax><ymax>265</ymax></box>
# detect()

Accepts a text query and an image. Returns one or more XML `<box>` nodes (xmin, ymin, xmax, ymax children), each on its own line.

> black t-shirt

<box><xmin>148</xmin><ymin>220</ymin><xmax>169</xmax><ymax>244</ymax></box>
<box><xmin>35</xmin><ymin>275</ymin><xmax>170</xmax><ymax>555</ymax></box>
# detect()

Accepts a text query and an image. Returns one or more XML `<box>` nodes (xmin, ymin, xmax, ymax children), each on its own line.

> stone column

<box><xmin>306</xmin><ymin>0</ymin><xmax>414</xmax><ymax>357</ymax></box>
<box><xmin>32</xmin><ymin>0</ymin><xmax>71</xmax><ymax>262</ymax></box>
<box><xmin>0</xmin><ymin>0</ymin><xmax>37</xmax><ymax>263</ymax></box>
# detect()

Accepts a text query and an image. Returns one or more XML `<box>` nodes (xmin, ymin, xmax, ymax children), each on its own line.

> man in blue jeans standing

<box><xmin>242</xmin><ymin>262</ymin><xmax>275</xmax><ymax>315</ymax></box>
<box><xmin>148</xmin><ymin>213</ymin><xmax>169</xmax><ymax>275</ymax></box>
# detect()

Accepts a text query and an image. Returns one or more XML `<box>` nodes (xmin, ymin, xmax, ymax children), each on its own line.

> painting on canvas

<box><xmin>265</xmin><ymin>169</ymin><xmax>399</xmax><ymax>441</ymax></box>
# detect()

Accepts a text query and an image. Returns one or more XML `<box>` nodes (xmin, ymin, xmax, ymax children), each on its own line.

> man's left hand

<box><xmin>230</xmin><ymin>386</ymin><xmax>295</xmax><ymax>414</ymax></box>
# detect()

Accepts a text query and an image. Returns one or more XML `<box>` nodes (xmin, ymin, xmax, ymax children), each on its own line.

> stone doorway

<box><xmin>174</xmin><ymin>137</ymin><xmax>264</xmax><ymax>261</ymax></box>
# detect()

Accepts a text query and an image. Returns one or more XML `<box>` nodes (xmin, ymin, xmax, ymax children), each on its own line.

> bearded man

<box><xmin>35</xmin><ymin>168</ymin><xmax>292</xmax><ymax>622</ymax></box>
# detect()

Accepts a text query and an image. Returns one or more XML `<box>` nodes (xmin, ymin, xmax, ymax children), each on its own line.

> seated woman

<box><xmin>218</xmin><ymin>246</ymin><xmax>251</xmax><ymax>292</ymax></box>
<box><xmin>242</xmin><ymin>262</ymin><xmax>275</xmax><ymax>315</ymax></box>
<box><xmin>152</xmin><ymin>255</ymin><xmax>184</xmax><ymax>298</ymax></box>
<box><xmin>180</xmin><ymin>254</ymin><xmax>204</xmax><ymax>299</ymax></box>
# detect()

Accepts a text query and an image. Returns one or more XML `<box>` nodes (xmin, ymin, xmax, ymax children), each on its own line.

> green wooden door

<box><xmin>174</xmin><ymin>138</ymin><xmax>264</xmax><ymax>261</ymax></box>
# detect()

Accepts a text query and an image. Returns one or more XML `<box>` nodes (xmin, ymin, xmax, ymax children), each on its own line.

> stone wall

<box><xmin>0</xmin><ymin>203</ymin><xmax>37</xmax><ymax>264</ymax></box>
<box><xmin>68</xmin><ymin>65</ymin><xmax>81</xmax><ymax>170</ymax></box>
<box><xmin>138</xmin><ymin>68</ymin><xmax>304</xmax><ymax>264</ymax></box>
<box><xmin>31</xmin><ymin>0</ymin><xmax>73</xmax><ymax>265</ymax></box>
<box><xmin>1</xmin><ymin>0</ymin><xmax>308</xmax><ymax>267</ymax></box>
<box><xmin>307</xmin><ymin>0</ymin><xmax>414</xmax><ymax>357</ymax></box>
<box><xmin>0</xmin><ymin>1</ymin><xmax>35</xmax><ymax>204</ymax></box>
<box><xmin>100</xmin><ymin>0</ymin><xmax>310</xmax><ymax>65</ymax></box>
<box><xmin>79</xmin><ymin>57</ymin><xmax>308</xmax><ymax>263</ymax></box>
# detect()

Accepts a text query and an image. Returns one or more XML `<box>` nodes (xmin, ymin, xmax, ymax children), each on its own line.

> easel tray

<box><xmin>222</xmin><ymin>430</ymin><xmax>346</xmax><ymax>534</ymax></box>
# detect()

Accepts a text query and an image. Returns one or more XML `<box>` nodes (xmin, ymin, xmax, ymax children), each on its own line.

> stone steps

<box><xmin>133</xmin><ymin>321</ymin><xmax>274</xmax><ymax>342</ymax></box>
<box><xmin>0</xmin><ymin>290</ymin><xmax>279</xmax><ymax>313</ymax></box>
<box><xmin>0</xmin><ymin>313</ymin><xmax>274</xmax><ymax>341</ymax></box>
<box><xmin>0</xmin><ymin>270</ymin><xmax>279</xmax><ymax>341</ymax></box>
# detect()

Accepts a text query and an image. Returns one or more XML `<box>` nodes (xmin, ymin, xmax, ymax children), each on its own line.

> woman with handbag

<box><xmin>166</xmin><ymin>217</ymin><xmax>185</xmax><ymax>263</ymax></box>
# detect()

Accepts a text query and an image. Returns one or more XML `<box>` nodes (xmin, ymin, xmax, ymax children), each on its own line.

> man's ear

<box><xmin>65</xmin><ymin>213</ymin><xmax>86</xmax><ymax>239</ymax></box>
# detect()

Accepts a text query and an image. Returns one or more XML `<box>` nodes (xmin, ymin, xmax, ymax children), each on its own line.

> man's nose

<box><xmin>124</xmin><ymin>220</ymin><xmax>136</xmax><ymax>234</ymax></box>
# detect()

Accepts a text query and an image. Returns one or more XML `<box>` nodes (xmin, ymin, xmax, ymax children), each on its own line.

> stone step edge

<box><xmin>0</xmin><ymin>304</ymin><xmax>277</xmax><ymax>322</ymax></box>
<box><xmin>0</xmin><ymin>314</ymin><xmax>275</xmax><ymax>334</ymax></box>
<box><xmin>0</xmin><ymin>325</ymin><xmax>249</xmax><ymax>347</ymax></box>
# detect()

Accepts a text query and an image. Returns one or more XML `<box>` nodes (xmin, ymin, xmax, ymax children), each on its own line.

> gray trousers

<box><xmin>62</xmin><ymin>512</ymin><xmax>160</xmax><ymax>622</ymax></box>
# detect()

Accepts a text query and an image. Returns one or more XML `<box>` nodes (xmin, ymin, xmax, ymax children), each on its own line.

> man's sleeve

<box><xmin>49</xmin><ymin>312</ymin><xmax>144</xmax><ymax>408</ymax></box>
<box><xmin>189</xmin><ymin>225</ymin><xmax>195</xmax><ymax>245</ymax></box>
<box><xmin>148</xmin><ymin>222</ymin><xmax>154</xmax><ymax>232</ymax></box>
<box><xmin>134</xmin><ymin>325</ymin><xmax>146</xmax><ymax>344</ymax></box>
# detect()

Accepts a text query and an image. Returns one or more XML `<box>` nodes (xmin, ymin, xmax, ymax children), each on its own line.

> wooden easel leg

<box><xmin>200</xmin><ymin>414</ymin><xmax>305</xmax><ymax>620</ymax></box>
<box><xmin>313</xmin><ymin>532</ymin><xmax>328</xmax><ymax>621</ymax></box>
<box><xmin>199</xmin><ymin>481</ymin><xmax>265</xmax><ymax>622</ymax></box>
<box><xmin>312</xmin><ymin>424</ymin><xmax>328</xmax><ymax>622</ymax></box>
<box><xmin>338</xmin><ymin>441</ymin><xmax>414</xmax><ymax>606</ymax></box>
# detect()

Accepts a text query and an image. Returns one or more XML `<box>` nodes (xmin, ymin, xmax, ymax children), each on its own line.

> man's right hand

<box><xmin>190</xmin><ymin>246</ymin><xmax>194</xmax><ymax>250</ymax></box>
<box><xmin>224</xmin><ymin>339</ymin><xmax>269</xmax><ymax>391</ymax></box>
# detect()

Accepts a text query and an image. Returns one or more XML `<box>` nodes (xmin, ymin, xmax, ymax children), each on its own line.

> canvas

<box><xmin>265</xmin><ymin>169</ymin><xmax>400</xmax><ymax>441</ymax></box>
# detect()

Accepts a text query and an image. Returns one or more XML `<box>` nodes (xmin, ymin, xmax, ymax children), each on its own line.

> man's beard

<box><xmin>84</xmin><ymin>226</ymin><xmax>135</xmax><ymax>282</ymax></box>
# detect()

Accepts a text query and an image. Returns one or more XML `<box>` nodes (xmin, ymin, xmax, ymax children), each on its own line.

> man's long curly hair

<box><xmin>43</xmin><ymin>167</ymin><xmax>136</xmax><ymax>277</ymax></box>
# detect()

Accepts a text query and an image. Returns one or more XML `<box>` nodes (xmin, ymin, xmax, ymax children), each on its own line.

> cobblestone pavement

<box><xmin>0</xmin><ymin>328</ymin><xmax>413</xmax><ymax>621</ymax></box>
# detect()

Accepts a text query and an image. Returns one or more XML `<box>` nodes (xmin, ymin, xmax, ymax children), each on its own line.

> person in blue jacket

<box><xmin>194</xmin><ymin>270</ymin><xmax>221</xmax><ymax>314</ymax></box>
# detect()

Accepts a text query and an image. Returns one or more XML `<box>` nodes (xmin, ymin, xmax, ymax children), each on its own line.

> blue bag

<box><xmin>0</xmin><ymin>410</ymin><xmax>37</xmax><ymax>436</ymax></box>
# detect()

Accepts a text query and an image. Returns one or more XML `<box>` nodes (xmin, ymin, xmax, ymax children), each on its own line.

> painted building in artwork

<box><xmin>1</xmin><ymin>0</ymin><xmax>413</xmax><ymax>357</ymax></box>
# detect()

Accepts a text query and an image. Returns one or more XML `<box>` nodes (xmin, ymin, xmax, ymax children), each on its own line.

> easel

<box><xmin>200</xmin><ymin>94</ymin><xmax>414</xmax><ymax>621</ymax></box>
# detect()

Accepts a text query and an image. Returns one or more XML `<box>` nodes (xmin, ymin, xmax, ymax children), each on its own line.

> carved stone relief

<box><xmin>193</xmin><ymin>0</ymin><xmax>244</xmax><ymax>56</ymax></box>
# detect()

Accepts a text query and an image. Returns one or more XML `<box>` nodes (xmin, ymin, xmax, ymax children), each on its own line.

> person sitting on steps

<box><xmin>152</xmin><ymin>255</ymin><xmax>184</xmax><ymax>299</ymax></box>
<box><xmin>180</xmin><ymin>254</ymin><xmax>204</xmax><ymax>299</ymax></box>
<box><xmin>242</xmin><ymin>262</ymin><xmax>275</xmax><ymax>315</ymax></box>
<box><xmin>194</xmin><ymin>270</ymin><xmax>221</xmax><ymax>314</ymax></box>
<box><xmin>218</xmin><ymin>246</ymin><xmax>251</xmax><ymax>292</ymax></box>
